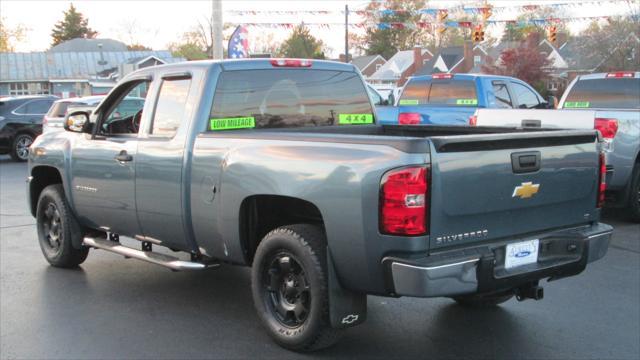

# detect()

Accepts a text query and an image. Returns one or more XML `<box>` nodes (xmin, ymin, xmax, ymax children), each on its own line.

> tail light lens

<box><xmin>380</xmin><ymin>166</ymin><xmax>429</xmax><ymax>236</ymax></box>
<box><xmin>432</xmin><ymin>73</ymin><xmax>453</xmax><ymax>79</ymax></box>
<box><xmin>606</xmin><ymin>72</ymin><xmax>634</xmax><ymax>78</ymax></box>
<box><xmin>398</xmin><ymin>112</ymin><xmax>421</xmax><ymax>125</ymax></box>
<box><xmin>468</xmin><ymin>114</ymin><xmax>477</xmax><ymax>126</ymax></box>
<box><xmin>594</xmin><ymin>118</ymin><xmax>618</xmax><ymax>139</ymax></box>
<box><xmin>270</xmin><ymin>59</ymin><xmax>312</xmax><ymax>67</ymax></box>
<box><xmin>597</xmin><ymin>152</ymin><xmax>606</xmax><ymax>208</ymax></box>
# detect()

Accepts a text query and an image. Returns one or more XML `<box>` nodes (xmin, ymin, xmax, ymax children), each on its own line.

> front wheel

<box><xmin>251</xmin><ymin>224</ymin><xmax>341</xmax><ymax>352</ymax></box>
<box><xmin>10</xmin><ymin>133</ymin><xmax>33</xmax><ymax>162</ymax></box>
<box><xmin>36</xmin><ymin>184</ymin><xmax>89</xmax><ymax>267</ymax></box>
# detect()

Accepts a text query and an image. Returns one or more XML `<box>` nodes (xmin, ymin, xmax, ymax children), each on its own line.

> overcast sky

<box><xmin>1</xmin><ymin>0</ymin><xmax>635</xmax><ymax>56</ymax></box>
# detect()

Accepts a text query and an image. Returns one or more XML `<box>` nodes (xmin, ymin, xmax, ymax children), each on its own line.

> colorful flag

<box><xmin>228</xmin><ymin>25</ymin><xmax>249</xmax><ymax>59</ymax></box>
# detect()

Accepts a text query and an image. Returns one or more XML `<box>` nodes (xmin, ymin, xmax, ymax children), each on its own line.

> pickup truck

<box><xmin>382</xmin><ymin>73</ymin><xmax>553</xmax><ymax>126</ymax></box>
<box><xmin>27</xmin><ymin>59</ymin><xmax>612</xmax><ymax>352</ymax></box>
<box><xmin>474</xmin><ymin>71</ymin><xmax>640</xmax><ymax>221</ymax></box>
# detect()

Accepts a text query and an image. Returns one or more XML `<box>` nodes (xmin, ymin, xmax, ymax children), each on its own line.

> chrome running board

<box><xmin>83</xmin><ymin>236</ymin><xmax>219</xmax><ymax>271</ymax></box>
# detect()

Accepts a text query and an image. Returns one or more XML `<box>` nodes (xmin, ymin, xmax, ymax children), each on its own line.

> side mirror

<box><xmin>547</xmin><ymin>95</ymin><xmax>558</xmax><ymax>109</ymax></box>
<box><xmin>379</xmin><ymin>99</ymin><xmax>390</xmax><ymax>106</ymax></box>
<box><xmin>64</xmin><ymin>110</ymin><xmax>90</xmax><ymax>133</ymax></box>
<box><xmin>388</xmin><ymin>93</ymin><xmax>395</xmax><ymax>106</ymax></box>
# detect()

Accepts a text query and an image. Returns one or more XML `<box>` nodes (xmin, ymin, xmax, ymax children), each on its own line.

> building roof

<box><xmin>415</xmin><ymin>47</ymin><xmax>464</xmax><ymax>75</ymax></box>
<box><xmin>351</xmin><ymin>55</ymin><xmax>385</xmax><ymax>72</ymax></box>
<box><xmin>369</xmin><ymin>49</ymin><xmax>430</xmax><ymax>81</ymax></box>
<box><xmin>50</xmin><ymin>38</ymin><xmax>128</xmax><ymax>52</ymax></box>
<box><xmin>0</xmin><ymin>51</ymin><xmax>184</xmax><ymax>82</ymax></box>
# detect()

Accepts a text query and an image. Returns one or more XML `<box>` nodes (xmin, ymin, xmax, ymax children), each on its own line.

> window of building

<box><xmin>474</xmin><ymin>55</ymin><xmax>482</xmax><ymax>66</ymax></box>
<box><xmin>547</xmin><ymin>81</ymin><xmax>558</xmax><ymax>91</ymax></box>
<box><xmin>8</xmin><ymin>82</ymin><xmax>50</xmax><ymax>96</ymax></box>
<box><xmin>376</xmin><ymin>63</ymin><xmax>382</xmax><ymax>71</ymax></box>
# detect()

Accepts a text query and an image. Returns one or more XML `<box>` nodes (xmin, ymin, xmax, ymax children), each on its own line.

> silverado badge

<box><xmin>512</xmin><ymin>182</ymin><xmax>540</xmax><ymax>199</ymax></box>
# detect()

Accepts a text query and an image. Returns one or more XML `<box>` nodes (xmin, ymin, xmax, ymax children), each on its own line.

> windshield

<box><xmin>399</xmin><ymin>78</ymin><xmax>478</xmax><ymax>106</ymax></box>
<box><xmin>563</xmin><ymin>78</ymin><xmax>640</xmax><ymax>109</ymax></box>
<box><xmin>209</xmin><ymin>69</ymin><xmax>374</xmax><ymax>130</ymax></box>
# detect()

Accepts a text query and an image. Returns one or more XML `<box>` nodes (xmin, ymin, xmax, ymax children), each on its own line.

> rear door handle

<box><xmin>115</xmin><ymin>150</ymin><xmax>133</xmax><ymax>162</ymax></box>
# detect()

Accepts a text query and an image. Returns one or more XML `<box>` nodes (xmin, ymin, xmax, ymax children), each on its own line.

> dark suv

<box><xmin>0</xmin><ymin>95</ymin><xmax>58</xmax><ymax>161</ymax></box>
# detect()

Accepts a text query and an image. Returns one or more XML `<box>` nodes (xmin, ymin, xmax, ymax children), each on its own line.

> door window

<box><xmin>511</xmin><ymin>82</ymin><xmax>540</xmax><ymax>109</ymax></box>
<box><xmin>25</xmin><ymin>99</ymin><xmax>54</xmax><ymax>115</ymax></box>
<box><xmin>492</xmin><ymin>81</ymin><xmax>513</xmax><ymax>109</ymax></box>
<box><xmin>101</xmin><ymin>81</ymin><xmax>149</xmax><ymax>135</ymax></box>
<box><xmin>151</xmin><ymin>79</ymin><xmax>191</xmax><ymax>137</ymax></box>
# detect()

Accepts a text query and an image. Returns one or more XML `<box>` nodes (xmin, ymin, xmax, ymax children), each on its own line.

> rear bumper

<box><xmin>384</xmin><ymin>222</ymin><xmax>612</xmax><ymax>298</ymax></box>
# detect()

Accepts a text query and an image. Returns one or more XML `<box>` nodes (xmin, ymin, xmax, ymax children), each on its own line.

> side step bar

<box><xmin>83</xmin><ymin>236</ymin><xmax>219</xmax><ymax>271</ymax></box>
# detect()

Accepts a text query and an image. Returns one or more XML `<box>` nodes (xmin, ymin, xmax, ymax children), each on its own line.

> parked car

<box><xmin>473</xmin><ymin>71</ymin><xmax>640</xmax><ymax>221</ymax></box>
<box><xmin>0</xmin><ymin>95</ymin><xmax>58</xmax><ymax>161</ymax></box>
<box><xmin>44</xmin><ymin>96</ymin><xmax>146</xmax><ymax>133</ymax></box>
<box><xmin>383</xmin><ymin>73</ymin><xmax>552</xmax><ymax>125</ymax></box>
<box><xmin>28</xmin><ymin>59</ymin><xmax>612</xmax><ymax>351</ymax></box>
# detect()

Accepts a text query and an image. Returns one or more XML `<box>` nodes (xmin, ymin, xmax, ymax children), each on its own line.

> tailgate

<box><xmin>475</xmin><ymin>108</ymin><xmax>597</xmax><ymax>129</ymax></box>
<box><xmin>399</xmin><ymin>105</ymin><xmax>475</xmax><ymax>125</ymax></box>
<box><xmin>428</xmin><ymin>130</ymin><xmax>600</xmax><ymax>250</ymax></box>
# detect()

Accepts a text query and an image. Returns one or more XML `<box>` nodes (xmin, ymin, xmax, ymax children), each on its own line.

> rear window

<box><xmin>563</xmin><ymin>78</ymin><xmax>640</xmax><ymax>109</ymax></box>
<box><xmin>209</xmin><ymin>69</ymin><xmax>374</xmax><ymax>130</ymax></box>
<box><xmin>399</xmin><ymin>78</ymin><xmax>477</xmax><ymax>106</ymax></box>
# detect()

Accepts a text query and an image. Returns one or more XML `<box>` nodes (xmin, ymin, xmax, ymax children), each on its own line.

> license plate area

<box><xmin>504</xmin><ymin>239</ymin><xmax>539</xmax><ymax>270</ymax></box>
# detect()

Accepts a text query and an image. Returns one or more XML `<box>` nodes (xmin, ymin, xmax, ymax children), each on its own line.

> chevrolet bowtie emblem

<box><xmin>512</xmin><ymin>182</ymin><xmax>540</xmax><ymax>199</ymax></box>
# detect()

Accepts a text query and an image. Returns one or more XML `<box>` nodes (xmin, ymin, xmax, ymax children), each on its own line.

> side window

<box><xmin>492</xmin><ymin>81</ymin><xmax>513</xmax><ymax>109</ymax></box>
<box><xmin>151</xmin><ymin>78</ymin><xmax>191</xmax><ymax>137</ymax></box>
<box><xmin>102</xmin><ymin>81</ymin><xmax>149</xmax><ymax>135</ymax></box>
<box><xmin>367</xmin><ymin>86</ymin><xmax>384</xmax><ymax>105</ymax></box>
<box><xmin>511</xmin><ymin>82</ymin><xmax>540</xmax><ymax>109</ymax></box>
<box><xmin>25</xmin><ymin>99</ymin><xmax>54</xmax><ymax>115</ymax></box>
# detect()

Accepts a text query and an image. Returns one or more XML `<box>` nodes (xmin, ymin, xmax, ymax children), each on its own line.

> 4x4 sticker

<box><xmin>456</xmin><ymin>99</ymin><xmax>478</xmax><ymax>105</ymax></box>
<box><xmin>339</xmin><ymin>114</ymin><xmax>374</xmax><ymax>125</ymax></box>
<box><xmin>564</xmin><ymin>101</ymin><xmax>590</xmax><ymax>108</ymax></box>
<box><xmin>210</xmin><ymin>116</ymin><xmax>255</xmax><ymax>130</ymax></box>
<box><xmin>399</xmin><ymin>99</ymin><xmax>419</xmax><ymax>105</ymax></box>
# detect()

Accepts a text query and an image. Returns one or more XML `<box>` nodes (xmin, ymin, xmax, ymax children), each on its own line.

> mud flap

<box><xmin>327</xmin><ymin>249</ymin><xmax>367</xmax><ymax>329</ymax></box>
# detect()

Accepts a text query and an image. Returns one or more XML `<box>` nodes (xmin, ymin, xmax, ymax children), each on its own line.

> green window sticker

<box><xmin>210</xmin><ymin>116</ymin><xmax>256</xmax><ymax>131</ymax></box>
<box><xmin>564</xmin><ymin>101</ymin><xmax>590</xmax><ymax>108</ymax></box>
<box><xmin>456</xmin><ymin>99</ymin><xmax>478</xmax><ymax>105</ymax></box>
<box><xmin>399</xmin><ymin>99</ymin><xmax>419</xmax><ymax>105</ymax></box>
<box><xmin>338</xmin><ymin>113</ymin><xmax>374</xmax><ymax>125</ymax></box>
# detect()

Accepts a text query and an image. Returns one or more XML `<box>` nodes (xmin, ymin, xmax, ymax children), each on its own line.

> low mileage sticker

<box><xmin>564</xmin><ymin>101</ymin><xmax>590</xmax><ymax>108</ymax></box>
<box><xmin>210</xmin><ymin>117</ymin><xmax>256</xmax><ymax>130</ymax></box>
<box><xmin>338</xmin><ymin>114</ymin><xmax>374</xmax><ymax>125</ymax></box>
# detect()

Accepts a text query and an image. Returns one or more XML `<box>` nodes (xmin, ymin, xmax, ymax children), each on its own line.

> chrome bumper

<box><xmin>386</xmin><ymin>223</ymin><xmax>613</xmax><ymax>298</ymax></box>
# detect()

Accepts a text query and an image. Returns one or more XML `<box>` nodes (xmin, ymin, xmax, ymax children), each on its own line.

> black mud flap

<box><xmin>327</xmin><ymin>249</ymin><xmax>367</xmax><ymax>329</ymax></box>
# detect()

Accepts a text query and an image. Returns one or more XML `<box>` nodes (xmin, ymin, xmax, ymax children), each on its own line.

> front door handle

<box><xmin>115</xmin><ymin>150</ymin><xmax>133</xmax><ymax>162</ymax></box>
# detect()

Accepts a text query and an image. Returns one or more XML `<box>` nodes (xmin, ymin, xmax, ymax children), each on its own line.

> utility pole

<box><xmin>344</xmin><ymin>4</ymin><xmax>349</xmax><ymax>63</ymax></box>
<box><xmin>212</xmin><ymin>0</ymin><xmax>223</xmax><ymax>59</ymax></box>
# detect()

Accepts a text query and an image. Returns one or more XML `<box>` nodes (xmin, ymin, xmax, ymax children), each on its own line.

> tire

<box><xmin>251</xmin><ymin>224</ymin><xmax>342</xmax><ymax>352</ymax></box>
<box><xmin>9</xmin><ymin>133</ymin><xmax>34</xmax><ymax>162</ymax></box>
<box><xmin>627</xmin><ymin>165</ymin><xmax>640</xmax><ymax>222</ymax></box>
<box><xmin>453</xmin><ymin>290</ymin><xmax>514</xmax><ymax>308</ymax></box>
<box><xmin>36</xmin><ymin>184</ymin><xmax>89</xmax><ymax>268</ymax></box>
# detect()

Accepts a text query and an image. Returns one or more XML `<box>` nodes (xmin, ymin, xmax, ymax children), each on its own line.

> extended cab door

<box><xmin>135</xmin><ymin>73</ymin><xmax>196</xmax><ymax>251</ymax></box>
<box><xmin>70</xmin><ymin>79</ymin><xmax>150</xmax><ymax>236</ymax></box>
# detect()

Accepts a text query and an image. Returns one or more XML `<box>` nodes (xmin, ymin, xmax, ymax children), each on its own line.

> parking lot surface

<box><xmin>1</xmin><ymin>156</ymin><xmax>638</xmax><ymax>359</ymax></box>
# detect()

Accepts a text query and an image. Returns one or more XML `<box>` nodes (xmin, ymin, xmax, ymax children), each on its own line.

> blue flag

<box><xmin>228</xmin><ymin>25</ymin><xmax>249</xmax><ymax>59</ymax></box>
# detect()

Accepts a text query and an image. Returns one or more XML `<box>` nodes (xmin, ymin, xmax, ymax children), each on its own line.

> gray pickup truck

<box><xmin>28</xmin><ymin>59</ymin><xmax>612</xmax><ymax>351</ymax></box>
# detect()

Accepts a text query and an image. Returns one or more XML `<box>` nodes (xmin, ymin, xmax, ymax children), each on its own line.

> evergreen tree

<box><xmin>279</xmin><ymin>25</ymin><xmax>325</xmax><ymax>59</ymax></box>
<box><xmin>51</xmin><ymin>4</ymin><xmax>97</xmax><ymax>47</ymax></box>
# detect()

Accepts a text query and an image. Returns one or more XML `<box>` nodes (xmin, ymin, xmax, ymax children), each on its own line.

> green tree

<box><xmin>575</xmin><ymin>17</ymin><xmax>640</xmax><ymax>71</ymax></box>
<box><xmin>500</xmin><ymin>6</ymin><xmax>568</xmax><ymax>43</ymax></box>
<box><xmin>360</xmin><ymin>0</ymin><xmax>430</xmax><ymax>59</ymax></box>
<box><xmin>279</xmin><ymin>25</ymin><xmax>326</xmax><ymax>59</ymax></box>
<box><xmin>51</xmin><ymin>3</ymin><xmax>97</xmax><ymax>46</ymax></box>
<box><xmin>1</xmin><ymin>18</ymin><xmax>28</xmax><ymax>52</ymax></box>
<box><xmin>168</xmin><ymin>42</ymin><xmax>209</xmax><ymax>60</ymax></box>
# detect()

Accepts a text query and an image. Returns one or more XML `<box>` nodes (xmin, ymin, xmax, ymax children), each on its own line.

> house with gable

<box><xmin>368</xmin><ymin>47</ymin><xmax>433</xmax><ymax>87</ymax></box>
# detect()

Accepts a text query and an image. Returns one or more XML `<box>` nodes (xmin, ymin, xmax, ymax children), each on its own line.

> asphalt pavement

<box><xmin>1</xmin><ymin>156</ymin><xmax>639</xmax><ymax>359</ymax></box>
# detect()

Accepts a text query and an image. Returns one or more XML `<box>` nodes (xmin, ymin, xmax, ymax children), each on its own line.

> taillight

<box><xmin>380</xmin><ymin>166</ymin><xmax>429</xmax><ymax>236</ymax></box>
<box><xmin>270</xmin><ymin>59</ymin><xmax>312</xmax><ymax>67</ymax></box>
<box><xmin>594</xmin><ymin>118</ymin><xmax>618</xmax><ymax>139</ymax></box>
<box><xmin>597</xmin><ymin>152</ymin><xmax>606</xmax><ymax>208</ymax></box>
<box><xmin>398</xmin><ymin>112</ymin><xmax>421</xmax><ymax>125</ymax></box>
<box><xmin>606</xmin><ymin>72</ymin><xmax>634</xmax><ymax>78</ymax></box>
<box><xmin>468</xmin><ymin>114</ymin><xmax>477</xmax><ymax>126</ymax></box>
<box><xmin>432</xmin><ymin>73</ymin><xmax>453</xmax><ymax>79</ymax></box>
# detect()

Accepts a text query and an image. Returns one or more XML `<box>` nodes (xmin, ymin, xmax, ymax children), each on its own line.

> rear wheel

<box><xmin>251</xmin><ymin>224</ymin><xmax>341</xmax><ymax>352</ymax></box>
<box><xmin>10</xmin><ymin>133</ymin><xmax>33</xmax><ymax>162</ymax></box>
<box><xmin>453</xmin><ymin>290</ymin><xmax>514</xmax><ymax>308</ymax></box>
<box><xmin>36</xmin><ymin>184</ymin><xmax>89</xmax><ymax>267</ymax></box>
<box><xmin>627</xmin><ymin>165</ymin><xmax>640</xmax><ymax>222</ymax></box>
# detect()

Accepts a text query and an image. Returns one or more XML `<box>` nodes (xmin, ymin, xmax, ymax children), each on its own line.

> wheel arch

<box><xmin>29</xmin><ymin>166</ymin><xmax>63</xmax><ymax>217</ymax></box>
<box><xmin>239</xmin><ymin>194</ymin><xmax>326</xmax><ymax>265</ymax></box>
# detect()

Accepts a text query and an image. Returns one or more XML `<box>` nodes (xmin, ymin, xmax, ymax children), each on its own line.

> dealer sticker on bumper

<box><xmin>505</xmin><ymin>239</ymin><xmax>539</xmax><ymax>270</ymax></box>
